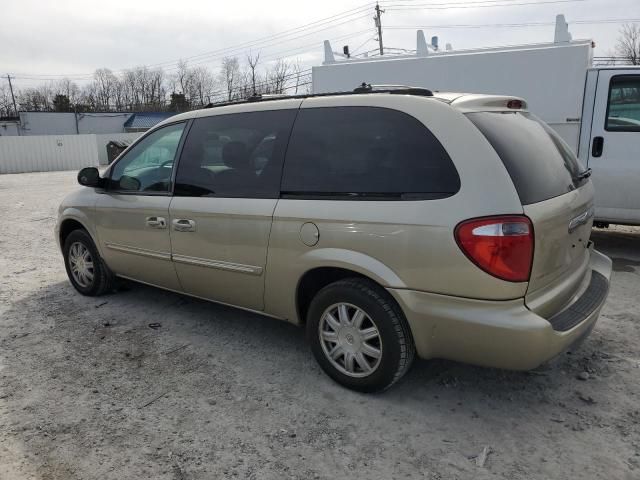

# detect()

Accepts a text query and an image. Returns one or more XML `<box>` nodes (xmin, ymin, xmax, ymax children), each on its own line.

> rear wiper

<box><xmin>575</xmin><ymin>168</ymin><xmax>592</xmax><ymax>181</ymax></box>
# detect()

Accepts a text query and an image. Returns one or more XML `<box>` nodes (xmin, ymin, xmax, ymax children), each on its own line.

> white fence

<box><xmin>0</xmin><ymin>133</ymin><xmax>141</xmax><ymax>174</ymax></box>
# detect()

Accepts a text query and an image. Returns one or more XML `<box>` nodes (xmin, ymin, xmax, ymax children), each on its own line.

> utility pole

<box><xmin>6</xmin><ymin>74</ymin><xmax>18</xmax><ymax>117</ymax></box>
<box><xmin>374</xmin><ymin>2</ymin><xmax>384</xmax><ymax>56</ymax></box>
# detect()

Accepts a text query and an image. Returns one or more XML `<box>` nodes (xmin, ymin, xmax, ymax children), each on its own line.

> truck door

<box><xmin>589</xmin><ymin>70</ymin><xmax>640</xmax><ymax>225</ymax></box>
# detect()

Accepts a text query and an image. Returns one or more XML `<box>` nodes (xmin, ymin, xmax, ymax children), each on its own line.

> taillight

<box><xmin>454</xmin><ymin>215</ymin><xmax>534</xmax><ymax>282</ymax></box>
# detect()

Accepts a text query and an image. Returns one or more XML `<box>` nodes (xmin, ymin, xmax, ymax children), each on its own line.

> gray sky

<box><xmin>1</xmin><ymin>0</ymin><xmax>638</xmax><ymax>88</ymax></box>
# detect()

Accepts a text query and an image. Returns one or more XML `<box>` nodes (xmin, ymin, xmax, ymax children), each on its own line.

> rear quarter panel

<box><xmin>264</xmin><ymin>95</ymin><xmax>528</xmax><ymax>323</ymax></box>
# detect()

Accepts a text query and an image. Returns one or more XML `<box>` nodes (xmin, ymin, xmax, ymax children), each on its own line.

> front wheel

<box><xmin>307</xmin><ymin>278</ymin><xmax>415</xmax><ymax>392</ymax></box>
<box><xmin>63</xmin><ymin>229</ymin><xmax>114</xmax><ymax>296</ymax></box>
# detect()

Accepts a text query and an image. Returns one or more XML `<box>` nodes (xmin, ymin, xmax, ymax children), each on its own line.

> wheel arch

<box><xmin>294</xmin><ymin>253</ymin><xmax>406</xmax><ymax>326</ymax></box>
<box><xmin>57</xmin><ymin>212</ymin><xmax>101</xmax><ymax>256</ymax></box>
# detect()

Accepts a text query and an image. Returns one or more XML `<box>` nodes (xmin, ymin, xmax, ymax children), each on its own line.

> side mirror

<box><xmin>77</xmin><ymin>167</ymin><xmax>103</xmax><ymax>188</ymax></box>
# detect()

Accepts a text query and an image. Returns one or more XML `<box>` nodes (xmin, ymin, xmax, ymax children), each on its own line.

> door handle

<box><xmin>145</xmin><ymin>216</ymin><xmax>167</xmax><ymax>229</ymax></box>
<box><xmin>592</xmin><ymin>136</ymin><xmax>604</xmax><ymax>158</ymax></box>
<box><xmin>172</xmin><ymin>219</ymin><xmax>196</xmax><ymax>232</ymax></box>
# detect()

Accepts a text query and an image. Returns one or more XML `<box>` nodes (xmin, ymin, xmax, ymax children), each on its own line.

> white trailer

<box><xmin>313</xmin><ymin>16</ymin><xmax>640</xmax><ymax>226</ymax></box>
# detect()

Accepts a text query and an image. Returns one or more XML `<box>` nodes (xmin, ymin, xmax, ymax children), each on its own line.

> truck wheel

<box><xmin>63</xmin><ymin>229</ymin><xmax>114</xmax><ymax>296</ymax></box>
<box><xmin>307</xmin><ymin>278</ymin><xmax>415</xmax><ymax>392</ymax></box>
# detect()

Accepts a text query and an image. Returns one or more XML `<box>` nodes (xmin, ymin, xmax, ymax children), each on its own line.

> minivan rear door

<box><xmin>467</xmin><ymin>111</ymin><xmax>593</xmax><ymax>317</ymax></box>
<box><xmin>588</xmin><ymin>70</ymin><xmax>640</xmax><ymax>224</ymax></box>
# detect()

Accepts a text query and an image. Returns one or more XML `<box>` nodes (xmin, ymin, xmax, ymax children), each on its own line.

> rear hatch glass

<box><xmin>467</xmin><ymin>111</ymin><xmax>594</xmax><ymax>314</ymax></box>
<box><xmin>466</xmin><ymin>111</ymin><xmax>587</xmax><ymax>205</ymax></box>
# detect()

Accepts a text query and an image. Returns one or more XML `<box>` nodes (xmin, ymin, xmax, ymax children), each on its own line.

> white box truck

<box><xmin>313</xmin><ymin>16</ymin><xmax>640</xmax><ymax>226</ymax></box>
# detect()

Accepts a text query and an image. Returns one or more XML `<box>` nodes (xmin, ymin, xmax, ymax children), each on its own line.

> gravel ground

<box><xmin>1</xmin><ymin>171</ymin><xmax>639</xmax><ymax>480</ymax></box>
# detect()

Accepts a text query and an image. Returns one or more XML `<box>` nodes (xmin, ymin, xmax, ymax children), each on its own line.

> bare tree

<box><xmin>5</xmin><ymin>60</ymin><xmax>227</xmax><ymax>114</ymax></box>
<box><xmin>176</xmin><ymin>60</ymin><xmax>190</xmax><ymax>94</ymax></box>
<box><xmin>190</xmin><ymin>66</ymin><xmax>216</xmax><ymax>106</ymax></box>
<box><xmin>17</xmin><ymin>84</ymin><xmax>53</xmax><ymax>111</ymax></box>
<box><xmin>92</xmin><ymin>68</ymin><xmax>118</xmax><ymax>110</ymax></box>
<box><xmin>122</xmin><ymin>69</ymin><xmax>138</xmax><ymax>110</ymax></box>
<box><xmin>0</xmin><ymin>84</ymin><xmax>16</xmax><ymax>116</ymax></box>
<box><xmin>52</xmin><ymin>78</ymin><xmax>80</xmax><ymax>106</ymax></box>
<box><xmin>219</xmin><ymin>57</ymin><xmax>241</xmax><ymax>101</ymax></box>
<box><xmin>616</xmin><ymin>23</ymin><xmax>640</xmax><ymax>65</ymax></box>
<box><xmin>266</xmin><ymin>59</ymin><xmax>290</xmax><ymax>94</ymax></box>
<box><xmin>246</xmin><ymin>51</ymin><xmax>261</xmax><ymax>95</ymax></box>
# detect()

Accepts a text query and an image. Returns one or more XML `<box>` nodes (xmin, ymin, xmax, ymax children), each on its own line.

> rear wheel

<box><xmin>63</xmin><ymin>229</ymin><xmax>114</xmax><ymax>296</ymax></box>
<box><xmin>307</xmin><ymin>278</ymin><xmax>415</xmax><ymax>392</ymax></box>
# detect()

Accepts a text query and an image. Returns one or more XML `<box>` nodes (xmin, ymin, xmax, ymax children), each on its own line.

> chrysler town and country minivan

<box><xmin>56</xmin><ymin>86</ymin><xmax>612</xmax><ymax>392</ymax></box>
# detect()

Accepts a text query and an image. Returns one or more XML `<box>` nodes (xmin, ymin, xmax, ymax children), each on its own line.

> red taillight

<box><xmin>454</xmin><ymin>215</ymin><xmax>534</xmax><ymax>282</ymax></box>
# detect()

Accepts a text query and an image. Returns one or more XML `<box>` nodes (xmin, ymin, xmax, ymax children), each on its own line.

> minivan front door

<box><xmin>169</xmin><ymin>106</ymin><xmax>299</xmax><ymax>310</ymax></box>
<box><xmin>589</xmin><ymin>71</ymin><xmax>640</xmax><ymax>225</ymax></box>
<box><xmin>95</xmin><ymin>122</ymin><xmax>187</xmax><ymax>290</ymax></box>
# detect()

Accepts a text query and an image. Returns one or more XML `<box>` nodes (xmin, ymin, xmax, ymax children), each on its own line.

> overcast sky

<box><xmin>1</xmin><ymin>0</ymin><xmax>638</xmax><ymax>88</ymax></box>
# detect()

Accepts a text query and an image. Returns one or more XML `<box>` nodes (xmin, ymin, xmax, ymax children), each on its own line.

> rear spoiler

<box><xmin>449</xmin><ymin>94</ymin><xmax>528</xmax><ymax>113</ymax></box>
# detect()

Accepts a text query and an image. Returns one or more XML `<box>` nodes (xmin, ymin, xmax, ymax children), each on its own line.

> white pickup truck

<box><xmin>578</xmin><ymin>67</ymin><xmax>640</xmax><ymax>226</ymax></box>
<box><xmin>313</xmin><ymin>16</ymin><xmax>640</xmax><ymax>226</ymax></box>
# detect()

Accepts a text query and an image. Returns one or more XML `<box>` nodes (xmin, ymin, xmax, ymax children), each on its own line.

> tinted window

<box><xmin>467</xmin><ymin>111</ymin><xmax>587</xmax><ymax>205</ymax></box>
<box><xmin>174</xmin><ymin>109</ymin><xmax>297</xmax><ymax>198</ymax></box>
<box><xmin>280</xmin><ymin>107</ymin><xmax>459</xmax><ymax>199</ymax></box>
<box><xmin>606</xmin><ymin>75</ymin><xmax>640</xmax><ymax>132</ymax></box>
<box><xmin>109</xmin><ymin>122</ymin><xmax>185</xmax><ymax>193</ymax></box>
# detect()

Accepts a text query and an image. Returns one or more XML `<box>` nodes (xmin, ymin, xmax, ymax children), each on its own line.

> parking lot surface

<box><xmin>1</xmin><ymin>171</ymin><xmax>639</xmax><ymax>480</ymax></box>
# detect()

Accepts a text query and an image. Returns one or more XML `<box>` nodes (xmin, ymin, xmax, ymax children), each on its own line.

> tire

<box><xmin>307</xmin><ymin>278</ymin><xmax>415</xmax><ymax>392</ymax></box>
<box><xmin>63</xmin><ymin>229</ymin><xmax>114</xmax><ymax>296</ymax></box>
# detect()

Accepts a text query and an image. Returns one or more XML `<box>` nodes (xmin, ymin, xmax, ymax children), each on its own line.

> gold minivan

<box><xmin>56</xmin><ymin>87</ymin><xmax>612</xmax><ymax>392</ymax></box>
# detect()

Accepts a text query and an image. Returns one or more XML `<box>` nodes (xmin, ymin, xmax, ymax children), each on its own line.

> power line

<box><xmin>350</xmin><ymin>36</ymin><xmax>378</xmax><ymax>56</ymax></box>
<box><xmin>5</xmin><ymin>0</ymin><xmax>593</xmax><ymax>79</ymax></box>
<box><xmin>381</xmin><ymin>0</ymin><xmax>588</xmax><ymax>10</ymax></box>
<box><xmin>3</xmin><ymin>3</ymin><xmax>375</xmax><ymax>80</ymax></box>
<box><xmin>143</xmin><ymin>5</ymin><xmax>374</xmax><ymax>70</ymax></box>
<box><xmin>384</xmin><ymin>17</ymin><xmax>640</xmax><ymax>29</ymax></box>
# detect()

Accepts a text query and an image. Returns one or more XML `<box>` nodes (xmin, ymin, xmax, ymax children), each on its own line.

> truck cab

<box><xmin>578</xmin><ymin>67</ymin><xmax>640</xmax><ymax>226</ymax></box>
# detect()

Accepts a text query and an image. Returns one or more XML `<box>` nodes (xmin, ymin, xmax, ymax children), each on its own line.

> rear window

<box><xmin>467</xmin><ymin>111</ymin><xmax>587</xmax><ymax>205</ymax></box>
<box><xmin>281</xmin><ymin>106</ymin><xmax>460</xmax><ymax>200</ymax></box>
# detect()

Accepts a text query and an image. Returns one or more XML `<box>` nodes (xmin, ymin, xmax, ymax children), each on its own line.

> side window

<box><xmin>281</xmin><ymin>106</ymin><xmax>460</xmax><ymax>199</ymax></box>
<box><xmin>174</xmin><ymin>109</ymin><xmax>297</xmax><ymax>198</ymax></box>
<box><xmin>606</xmin><ymin>75</ymin><xmax>640</xmax><ymax>132</ymax></box>
<box><xmin>110</xmin><ymin>122</ymin><xmax>186</xmax><ymax>193</ymax></box>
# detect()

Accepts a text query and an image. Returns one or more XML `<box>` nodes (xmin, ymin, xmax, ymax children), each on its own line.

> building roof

<box><xmin>124</xmin><ymin>112</ymin><xmax>176</xmax><ymax>129</ymax></box>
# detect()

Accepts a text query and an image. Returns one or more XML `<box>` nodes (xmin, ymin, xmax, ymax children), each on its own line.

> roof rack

<box><xmin>204</xmin><ymin>83</ymin><xmax>433</xmax><ymax>109</ymax></box>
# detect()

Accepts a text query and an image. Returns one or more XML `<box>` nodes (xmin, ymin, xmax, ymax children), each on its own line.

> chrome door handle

<box><xmin>145</xmin><ymin>216</ymin><xmax>167</xmax><ymax>229</ymax></box>
<box><xmin>172</xmin><ymin>219</ymin><xmax>196</xmax><ymax>232</ymax></box>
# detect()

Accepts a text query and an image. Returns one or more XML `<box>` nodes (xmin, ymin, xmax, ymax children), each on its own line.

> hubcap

<box><xmin>68</xmin><ymin>242</ymin><xmax>94</xmax><ymax>288</ymax></box>
<box><xmin>319</xmin><ymin>303</ymin><xmax>382</xmax><ymax>378</ymax></box>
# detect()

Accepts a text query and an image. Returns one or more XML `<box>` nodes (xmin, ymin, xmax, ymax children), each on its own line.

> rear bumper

<box><xmin>388</xmin><ymin>248</ymin><xmax>612</xmax><ymax>370</ymax></box>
